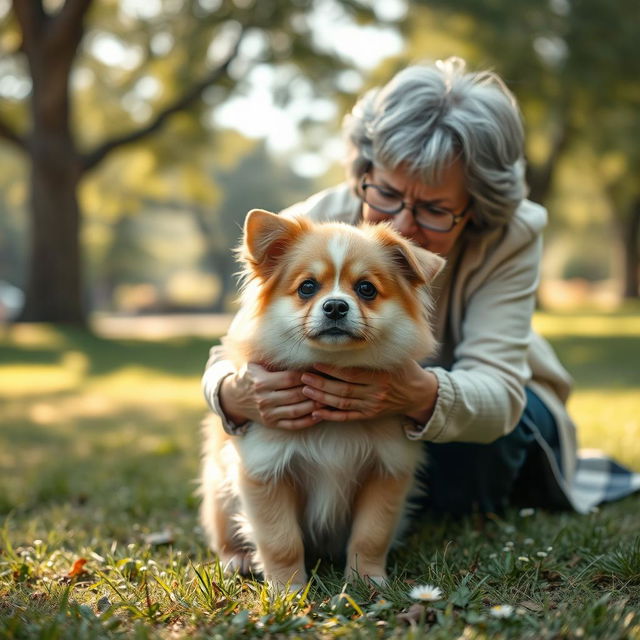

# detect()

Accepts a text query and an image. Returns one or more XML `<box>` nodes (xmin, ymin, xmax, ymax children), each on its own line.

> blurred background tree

<box><xmin>0</xmin><ymin>0</ymin><xmax>637</xmax><ymax>324</ymax></box>
<box><xmin>0</xmin><ymin>0</ymin><xmax>397</xmax><ymax>323</ymax></box>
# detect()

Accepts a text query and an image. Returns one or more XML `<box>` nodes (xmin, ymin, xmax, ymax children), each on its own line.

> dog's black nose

<box><xmin>322</xmin><ymin>298</ymin><xmax>349</xmax><ymax>320</ymax></box>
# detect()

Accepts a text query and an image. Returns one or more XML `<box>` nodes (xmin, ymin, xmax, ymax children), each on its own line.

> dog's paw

<box><xmin>345</xmin><ymin>566</ymin><xmax>388</xmax><ymax>587</ymax></box>
<box><xmin>266</xmin><ymin>579</ymin><xmax>308</xmax><ymax>595</ymax></box>
<box><xmin>365</xmin><ymin>575</ymin><xmax>388</xmax><ymax>587</ymax></box>
<box><xmin>219</xmin><ymin>550</ymin><xmax>253</xmax><ymax>575</ymax></box>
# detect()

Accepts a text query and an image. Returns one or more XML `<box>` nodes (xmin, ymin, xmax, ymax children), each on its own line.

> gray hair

<box><xmin>343</xmin><ymin>57</ymin><xmax>527</xmax><ymax>233</ymax></box>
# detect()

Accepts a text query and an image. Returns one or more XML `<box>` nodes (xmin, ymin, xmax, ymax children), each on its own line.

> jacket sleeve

<box><xmin>405</xmin><ymin>228</ymin><xmax>541</xmax><ymax>444</ymax></box>
<box><xmin>202</xmin><ymin>344</ymin><xmax>250</xmax><ymax>435</ymax></box>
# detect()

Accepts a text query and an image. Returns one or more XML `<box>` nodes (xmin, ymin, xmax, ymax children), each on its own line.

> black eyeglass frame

<box><xmin>360</xmin><ymin>176</ymin><xmax>473</xmax><ymax>233</ymax></box>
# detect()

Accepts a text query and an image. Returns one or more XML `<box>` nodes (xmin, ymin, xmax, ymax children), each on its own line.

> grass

<box><xmin>1</xmin><ymin>307</ymin><xmax>639</xmax><ymax>639</ymax></box>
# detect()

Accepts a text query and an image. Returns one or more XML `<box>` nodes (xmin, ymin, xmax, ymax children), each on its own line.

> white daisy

<box><xmin>519</xmin><ymin>507</ymin><xmax>535</xmax><ymax>517</ymax></box>
<box><xmin>490</xmin><ymin>604</ymin><xmax>514</xmax><ymax>618</ymax></box>
<box><xmin>409</xmin><ymin>584</ymin><xmax>443</xmax><ymax>602</ymax></box>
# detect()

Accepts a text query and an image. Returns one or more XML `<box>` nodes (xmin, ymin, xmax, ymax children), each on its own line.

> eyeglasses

<box><xmin>360</xmin><ymin>176</ymin><xmax>473</xmax><ymax>232</ymax></box>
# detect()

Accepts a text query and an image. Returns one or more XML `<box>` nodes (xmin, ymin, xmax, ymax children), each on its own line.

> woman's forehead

<box><xmin>372</xmin><ymin>160</ymin><xmax>467</xmax><ymax>199</ymax></box>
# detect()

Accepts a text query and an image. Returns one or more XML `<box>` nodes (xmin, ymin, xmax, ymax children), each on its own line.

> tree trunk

<box><xmin>622</xmin><ymin>197</ymin><xmax>640</xmax><ymax>299</ymax></box>
<box><xmin>526</xmin><ymin>118</ymin><xmax>570</xmax><ymax>206</ymax></box>
<box><xmin>17</xmin><ymin>5</ymin><xmax>85</xmax><ymax>324</ymax></box>
<box><xmin>21</xmin><ymin>137</ymin><xmax>83</xmax><ymax>322</ymax></box>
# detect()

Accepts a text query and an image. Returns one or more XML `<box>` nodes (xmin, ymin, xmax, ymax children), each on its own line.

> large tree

<box><xmin>0</xmin><ymin>0</ymin><xmax>386</xmax><ymax>323</ymax></box>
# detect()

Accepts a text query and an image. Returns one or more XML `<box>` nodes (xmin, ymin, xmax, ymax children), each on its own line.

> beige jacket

<box><xmin>203</xmin><ymin>183</ymin><xmax>578</xmax><ymax>497</ymax></box>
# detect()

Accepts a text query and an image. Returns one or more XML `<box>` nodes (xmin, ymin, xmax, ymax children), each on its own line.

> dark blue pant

<box><xmin>414</xmin><ymin>388</ymin><xmax>562</xmax><ymax>516</ymax></box>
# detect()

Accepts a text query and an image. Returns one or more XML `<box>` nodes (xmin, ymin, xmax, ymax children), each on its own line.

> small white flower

<box><xmin>490</xmin><ymin>604</ymin><xmax>514</xmax><ymax>618</ymax></box>
<box><xmin>489</xmin><ymin>553</ymin><xmax>498</xmax><ymax>559</ymax></box>
<box><xmin>519</xmin><ymin>508</ymin><xmax>535</xmax><ymax>517</ymax></box>
<box><xmin>409</xmin><ymin>584</ymin><xmax>443</xmax><ymax>602</ymax></box>
<box><xmin>547</xmin><ymin>546</ymin><xmax>553</xmax><ymax>552</ymax></box>
<box><xmin>517</xmin><ymin>556</ymin><xmax>530</xmax><ymax>562</ymax></box>
<box><xmin>505</xmin><ymin>541</ymin><xmax>515</xmax><ymax>548</ymax></box>
<box><xmin>536</xmin><ymin>551</ymin><xmax>548</xmax><ymax>558</ymax></box>
<box><xmin>524</xmin><ymin>538</ymin><xmax>534</xmax><ymax>545</ymax></box>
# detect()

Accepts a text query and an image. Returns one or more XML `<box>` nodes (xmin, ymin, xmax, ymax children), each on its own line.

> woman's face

<box><xmin>361</xmin><ymin>158</ymin><xmax>472</xmax><ymax>257</ymax></box>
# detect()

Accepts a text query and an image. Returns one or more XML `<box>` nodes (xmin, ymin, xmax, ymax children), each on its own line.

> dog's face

<box><xmin>235</xmin><ymin>209</ymin><xmax>445</xmax><ymax>370</ymax></box>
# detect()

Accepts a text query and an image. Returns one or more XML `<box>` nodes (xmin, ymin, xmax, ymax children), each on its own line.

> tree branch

<box><xmin>80</xmin><ymin>28</ymin><xmax>246</xmax><ymax>174</ymax></box>
<box><xmin>0</xmin><ymin>114</ymin><xmax>27</xmax><ymax>151</ymax></box>
<box><xmin>48</xmin><ymin>0</ymin><xmax>94</xmax><ymax>51</ymax></box>
<box><xmin>12</xmin><ymin>0</ymin><xmax>47</xmax><ymax>49</ymax></box>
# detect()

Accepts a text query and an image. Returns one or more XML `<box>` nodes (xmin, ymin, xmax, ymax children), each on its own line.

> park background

<box><xmin>1</xmin><ymin>0</ymin><xmax>639</xmax><ymax>638</ymax></box>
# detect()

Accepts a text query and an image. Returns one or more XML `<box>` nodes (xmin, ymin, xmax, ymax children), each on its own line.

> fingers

<box><xmin>300</xmin><ymin>372</ymin><xmax>366</xmax><ymax>399</ymax></box>
<box><xmin>310</xmin><ymin>363</ymin><xmax>376</xmax><ymax>384</ymax></box>
<box><xmin>257</xmin><ymin>386</ymin><xmax>308</xmax><ymax>409</ymax></box>
<box><xmin>301</xmin><ymin>384</ymin><xmax>359</xmax><ymax>411</ymax></box>
<box><xmin>246</xmin><ymin>364</ymin><xmax>303</xmax><ymax>391</ymax></box>
<box><xmin>263</xmin><ymin>400</ymin><xmax>324</xmax><ymax>431</ymax></box>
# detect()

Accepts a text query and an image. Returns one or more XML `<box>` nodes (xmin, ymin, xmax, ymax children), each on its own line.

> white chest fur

<box><xmin>230</xmin><ymin>418</ymin><xmax>423</xmax><ymax>549</ymax></box>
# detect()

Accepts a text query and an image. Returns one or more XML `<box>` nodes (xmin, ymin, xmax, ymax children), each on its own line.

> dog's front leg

<box><xmin>345</xmin><ymin>470</ymin><xmax>414</xmax><ymax>585</ymax></box>
<box><xmin>239</xmin><ymin>471</ymin><xmax>307</xmax><ymax>591</ymax></box>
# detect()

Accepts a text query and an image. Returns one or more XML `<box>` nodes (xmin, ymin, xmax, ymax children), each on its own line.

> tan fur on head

<box><xmin>201</xmin><ymin>208</ymin><xmax>442</xmax><ymax>589</ymax></box>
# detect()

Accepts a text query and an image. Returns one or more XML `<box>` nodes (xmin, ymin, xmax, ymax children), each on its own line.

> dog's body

<box><xmin>200</xmin><ymin>209</ymin><xmax>444</xmax><ymax>588</ymax></box>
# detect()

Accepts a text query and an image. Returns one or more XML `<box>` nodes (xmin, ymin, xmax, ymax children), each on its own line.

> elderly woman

<box><xmin>203</xmin><ymin>57</ymin><xmax>578</xmax><ymax>516</ymax></box>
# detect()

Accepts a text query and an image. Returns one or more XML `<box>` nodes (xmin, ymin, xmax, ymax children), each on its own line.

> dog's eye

<box><xmin>298</xmin><ymin>279</ymin><xmax>319</xmax><ymax>298</ymax></box>
<box><xmin>355</xmin><ymin>280</ymin><xmax>377</xmax><ymax>300</ymax></box>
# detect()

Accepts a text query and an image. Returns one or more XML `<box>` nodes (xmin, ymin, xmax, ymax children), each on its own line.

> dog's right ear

<box><xmin>241</xmin><ymin>209</ymin><xmax>307</xmax><ymax>278</ymax></box>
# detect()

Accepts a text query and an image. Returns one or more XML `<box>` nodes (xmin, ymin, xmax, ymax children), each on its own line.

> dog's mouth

<box><xmin>308</xmin><ymin>326</ymin><xmax>365</xmax><ymax>341</ymax></box>
<box><xmin>318</xmin><ymin>328</ymin><xmax>352</xmax><ymax>337</ymax></box>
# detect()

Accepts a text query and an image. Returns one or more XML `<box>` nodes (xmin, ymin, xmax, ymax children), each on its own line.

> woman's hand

<box><xmin>219</xmin><ymin>362</ymin><xmax>324</xmax><ymax>431</ymax></box>
<box><xmin>301</xmin><ymin>361</ymin><xmax>439</xmax><ymax>425</ymax></box>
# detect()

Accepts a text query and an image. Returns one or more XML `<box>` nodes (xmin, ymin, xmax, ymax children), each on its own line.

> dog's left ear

<box><xmin>407</xmin><ymin>245</ymin><xmax>446</xmax><ymax>284</ymax></box>
<box><xmin>241</xmin><ymin>209</ymin><xmax>308</xmax><ymax>277</ymax></box>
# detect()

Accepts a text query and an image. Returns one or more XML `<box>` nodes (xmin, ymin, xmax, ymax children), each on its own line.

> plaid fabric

<box><xmin>569</xmin><ymin>450</ymin><xmax>640</xmax><ymax>513</ymax></box>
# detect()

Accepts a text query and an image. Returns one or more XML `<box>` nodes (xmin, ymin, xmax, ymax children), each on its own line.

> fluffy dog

<box><xmin>200</xmin><ymin>208</ymin><xmax>444</xmax><ymax>589</ymax></box>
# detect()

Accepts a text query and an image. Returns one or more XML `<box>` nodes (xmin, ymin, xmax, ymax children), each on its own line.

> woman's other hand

<box><xmin>301</xmin><ymin>361</ymin><xmax>438</xmax><ymax>425</ymax></box>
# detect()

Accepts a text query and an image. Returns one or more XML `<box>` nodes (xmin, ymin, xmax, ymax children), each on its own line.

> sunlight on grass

<box><xmin>533</xmin><ymin>311</ymin><xmax>640</xmax><ymax>337</ymax></box>
<box><xmin>0</xmin><ymin>323</ymin><xmax>68</xmax><ymax>347</ymax></box>
<box><xmin>90</xmin><ymin>367</ymin><xmax>202</xmax><ymax>407</ymax></box>
<box><xmin>0</xmin><ymin>364</ymin><xmax>81</xmax><ymax>394</ymax></box>
<box><xmin>570</xmin><ymin>390</ymin><xmax>640</xmax><ymax>468</ymax></box>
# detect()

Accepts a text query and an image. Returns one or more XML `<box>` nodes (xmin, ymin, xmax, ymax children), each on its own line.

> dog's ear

<box><xmin>374</xmin><ymin>225</ymin><xmax>445</xmax><ymax>284</ymax></box>
<box><xmin>241</xmin><ymin>209</ymin><xmax>307</xmax><ymax>277</ymax></box>
<box><xmin>407</xmin><ymin>245</ymin><xmax>446</xmax><ymax>284</ymax></box>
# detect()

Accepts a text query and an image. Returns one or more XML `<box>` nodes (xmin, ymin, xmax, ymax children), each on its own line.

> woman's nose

<box><xmin>391</xmin><ymin>206</ymin><xmax>419</xmax><ymax>239</ymax></box>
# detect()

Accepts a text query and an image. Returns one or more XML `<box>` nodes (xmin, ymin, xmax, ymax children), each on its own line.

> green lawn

<box><xmin>1</xmin><ymin>309</ymin><xmax>639</xmax><ymax>639</ymax></box>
